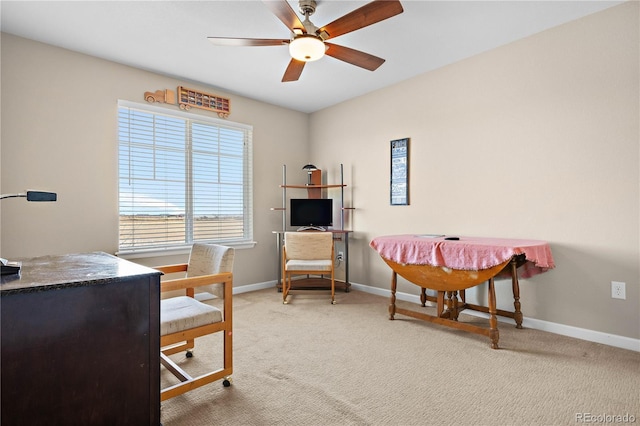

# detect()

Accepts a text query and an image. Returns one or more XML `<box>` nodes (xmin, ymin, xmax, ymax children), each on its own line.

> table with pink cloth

<box><xmin>369</xmin><ymin>235</ymin><xmax>555</xmax><ymax>349</ymax></box>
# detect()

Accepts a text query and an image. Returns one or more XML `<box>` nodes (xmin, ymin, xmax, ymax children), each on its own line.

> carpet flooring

<box><xmin>160</xmin><ymin>288</ymin><xmax>639</xmax><ymax>425</ymax></box>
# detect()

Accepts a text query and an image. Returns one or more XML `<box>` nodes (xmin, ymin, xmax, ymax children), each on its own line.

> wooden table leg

<box><xmin>436</xmin><ymin>291</ymin><xmax>445</xmax><ymax>317</ymax></box>
<box><xmin>488</xmin><ymin>278</ymin><xmax>499</xmax><ymax>349</ymax></box>
<box><xmin>444</xmin><ymin>291</ymin><xmax>460</xmax><ymax>320</ymax></box>
<box><xmin>444</xmin><ymin>291</ymin><xmax>453</xmax><ymax>317</ymax></box>
<box><xmin>510</xmin><ymin>259</ymin><xmax>523</xmax><ymax>329</ymax></box>
<box><xmin>389</xmin><ymin>271</ymin><xmax>397</xmax><ymax>320</ymax></box>
<box><xmin>451</xmin><ymin>291</ymin><xmax>459</xmax><ymax>321</ymax></box>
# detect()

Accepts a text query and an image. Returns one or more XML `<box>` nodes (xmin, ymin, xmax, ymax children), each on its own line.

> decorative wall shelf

<box><xmin>177</xmin><ymin>86</ymin><xmax>230</xmax><ymax>118</ymax></box>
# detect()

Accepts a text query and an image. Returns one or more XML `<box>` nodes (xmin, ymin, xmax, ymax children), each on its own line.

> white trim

<box><xmin>233</xmin><ymin>280</ymin><xmax>277</xmax><ymax>294</ymax></box>
<box><xmin>117</xmin><ymin>241</ymin><xmax>257</xmax><ymax>260</ymax></box>
<box><xmin>117</xmin><ymin>100</ymin><xmax>254</xmax><ymax>254</ymax></box>
<box><xmin>227</xmin><ymin>281</ymin><xmax>639</xmax><ymax>352</ymax></box>
<box><xmin>518</xmin><ymin>316</ymin><xmax>640</xmax><ymax>352</ymax></box>
<box><xmin>347</xmin><ymin>282</ymin><xmax>640</xmax><ymax>352</ymax></box>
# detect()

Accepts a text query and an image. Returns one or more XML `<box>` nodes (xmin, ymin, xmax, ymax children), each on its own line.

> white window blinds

<box><xmin>118</xmin><ymin>101</ymin><xmax>253</xmax><ymax>254</ymax></box>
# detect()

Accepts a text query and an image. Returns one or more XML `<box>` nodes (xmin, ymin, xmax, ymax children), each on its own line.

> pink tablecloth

<box><xmin>370</xmin><ymin>235</ymin><xmax>555</xmax><ymax>279</ymax></box>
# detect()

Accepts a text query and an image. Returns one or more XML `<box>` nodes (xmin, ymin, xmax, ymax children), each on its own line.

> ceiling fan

<box><xmin>207</xmin><ymin>0</ymin><xmax>404</xmax><ymax>82</ymax></box>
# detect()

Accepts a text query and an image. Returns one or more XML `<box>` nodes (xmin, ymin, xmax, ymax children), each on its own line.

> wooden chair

<box><xmin>154</xmin><ymin>243</ymin><xmax>234</xmax><ymax>401</ymax></box>
<box><xmin>282</xmin><ymin>231</ymin><xmax>335</xmax><ymax>304</ymax></box>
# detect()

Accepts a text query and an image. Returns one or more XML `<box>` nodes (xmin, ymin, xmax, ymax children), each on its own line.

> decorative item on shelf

<box><xmin>177</xmin><ymin>86</ymin><xmax>231</xmax><ymax>118</ymax></box>
<box><xmin>143</xmin><ymin>89</ymin><xmax>176</xmax><ymax>105</ymax></box>
<box><xmin>302</xmin><ymin>164</ymin><xmax>318</xmax><ymax>185</ymax></box>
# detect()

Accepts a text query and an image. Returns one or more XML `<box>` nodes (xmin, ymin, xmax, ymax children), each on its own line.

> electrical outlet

<box><xmin>611</xmin><ymin>281</ymin><xmax>626</xmax><ymax>300</ymax></box>
<box><xmin>336</xmin><ymin>251</ymin><xmax>344</xmax><ymax>261</ymax></box>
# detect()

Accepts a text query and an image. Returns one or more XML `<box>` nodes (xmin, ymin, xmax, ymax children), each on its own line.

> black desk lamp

<box><xmin>1</xmin><ymin>191</ymin><xmax>57</xmax><ymax>202</ymax></box>
<box><xmin>0</xmin><ymin>190</ymin><xmax>57</xmax><ymax>275</ymax></box>
<box><xmin>302</xmin><ymin>164</ymin><xmax>318</xmax><ymax>186</ymax></box>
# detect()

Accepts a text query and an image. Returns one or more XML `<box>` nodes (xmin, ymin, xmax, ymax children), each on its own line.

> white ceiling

<box><xmin>0</xmin><ymin>1</ymin><xmax>623</xmax><ymax>113</ymax></box>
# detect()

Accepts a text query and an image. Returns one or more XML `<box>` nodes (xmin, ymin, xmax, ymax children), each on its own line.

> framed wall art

<box><xmin>390</xmin><ymin>138</ymin><xmax>409</xmax><ymax>205</ymax></box>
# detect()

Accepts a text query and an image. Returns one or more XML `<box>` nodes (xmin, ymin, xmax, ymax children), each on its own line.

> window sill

<box><xmin>117</xmin><ymin>241</ymin><xmax>257</xmax><ymax>260</ymax></box>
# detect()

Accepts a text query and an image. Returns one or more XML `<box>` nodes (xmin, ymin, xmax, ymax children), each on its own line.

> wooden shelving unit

<box><xmin>274</xmin><ymin>164</ymin><xmax>353</xmax><ymax>293</ymax></box>
<box><xmin>277</xmin><ymin>165</ymin><xmax>350</xmax><ymax>229</ymax></box>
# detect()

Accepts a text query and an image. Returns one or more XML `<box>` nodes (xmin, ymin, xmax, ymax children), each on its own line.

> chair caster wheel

<box><xmin>186</xmin><ymin>351</ymin><xmax>193</xmax><ymax>358</ymax></box>
<box><xmin>223</xmin><ymin>378</ymin><xmax>232</xmax><ymax>387</ymax></box>
<box><xmin>283</xmin><ymin>300</ymin><xmax>288</xmax><ymax>304</ymax></box>
<box><xmin>331</xmin><ymin>300</ymin><xmax>336</xmax><ymax>305</ymax></box>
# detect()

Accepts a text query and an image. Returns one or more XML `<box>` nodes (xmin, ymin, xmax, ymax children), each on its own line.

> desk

<box><xmin>1</xmin><ymin>252</ymin><xmax>161</xmax><ymax>425</ymax></box>
<box><xmin>274</xmin><ymin>230</ymin><xmax>351</xmax><ymax>292</ymax></box>
<box><xmin>370</xmin><ymin>235</ymin><xmax>554</xmax><ymax>348</ymax></box>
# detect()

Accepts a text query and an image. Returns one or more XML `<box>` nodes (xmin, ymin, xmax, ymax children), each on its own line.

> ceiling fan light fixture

<box><xmin>289</xmin><ymin>35</ymin><xmax>325</xmax><ymax>62</ymax></box>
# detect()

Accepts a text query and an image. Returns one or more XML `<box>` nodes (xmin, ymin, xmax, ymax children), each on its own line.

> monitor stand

<box><xmin>296</xmin><ymin>226</ymin><xmax>326</xmax><ymax>232</ymax></box>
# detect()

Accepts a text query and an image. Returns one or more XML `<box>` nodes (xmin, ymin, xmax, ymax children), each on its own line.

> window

<box><xmin>118</xmin><ymin>100</ymin><xmax>253</xmax><ymax>255</ymax></box>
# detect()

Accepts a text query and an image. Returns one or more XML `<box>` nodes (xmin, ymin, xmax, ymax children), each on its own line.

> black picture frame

<box><xmin>390</xmin><ymin>138</ymin><xmax>409</xmax><ymax>205</ymax></box>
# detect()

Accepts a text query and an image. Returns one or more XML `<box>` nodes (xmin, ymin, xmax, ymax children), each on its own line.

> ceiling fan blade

<box><xmin>207</xmin><ymin>37</ymin><xmax>289</xmax><ymax>47</ymax></box>
<box><xmin>282</xmin><ymin>59</ymin><xmax>306</xmax><ymax>82</ymax></box>
<box><xmin>325</xmin><ymin>43</ymin><xmax>385</xmax><ymax>71</ymax></box>
<box><xmin>318</xmin><ymin>0</ymin><xmax>404</xmax><ymax>40</ymax></box>
<box><xmin>262</xmin><ymin>0</ymin><xmax>306</xmax><ymax>33</ymax></box>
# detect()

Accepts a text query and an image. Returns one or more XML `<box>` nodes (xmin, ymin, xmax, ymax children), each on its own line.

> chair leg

<box><xmin>283</xmin><ymin>273</ymin><xmax>289</xmax><ymax>304</ymax></box>
<box><xmin>330</xmin><ymin>273</ymin><xmax>336</xmax><ymax>305</ymax></box>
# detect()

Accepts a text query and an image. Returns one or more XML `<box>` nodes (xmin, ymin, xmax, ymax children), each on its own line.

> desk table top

<box><xmin>1</xmin><ymin>252</ymin><xmax>160</xmax><ymax>294</ymax></box>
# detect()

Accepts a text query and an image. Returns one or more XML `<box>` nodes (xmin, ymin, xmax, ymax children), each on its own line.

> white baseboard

<box><xmin>233</xmin><ymin>281</ymin><xmax>639</xmax><ymax>352</ymax></box>
<box><xmin>347</xmin><ymin>282</ymin><xmax>640</xmax><ymax>352</ymax></box>
<box><xmin>234</xmin><ymin>280</ymin><xmax>278</xmax><ymax>294</ymax></box>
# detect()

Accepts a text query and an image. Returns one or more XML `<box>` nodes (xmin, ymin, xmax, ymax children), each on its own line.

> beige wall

<box><xmin>0</xmin><ymin>32</ymin><xmax>308</xmax><ymax>287</ymax></box>
<box><xmin>1</xmin><ymin>2</ymin><xmax>638</xmax><ymax>340</ymax></box>
<box><xmin>310</xmin><ymin>2</ymin><xmax>639</xmax><ymax>339</ymax></box>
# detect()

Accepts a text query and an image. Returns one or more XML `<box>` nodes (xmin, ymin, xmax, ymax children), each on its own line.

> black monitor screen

<box><xmin>290</xmin><ymin>198</ymin><xmax>333</xmax><ymax>228</ymax></box>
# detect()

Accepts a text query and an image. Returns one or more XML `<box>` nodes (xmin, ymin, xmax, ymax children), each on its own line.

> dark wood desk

<box><xmin>1</xmin><ymin>252</ymin><xmax>161</xmax><ymax>425</ymax></box>
<box><xmin>370</xmin><ymin>235</ymin><xmax>555</xmax><ymax>349</ymax></box>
